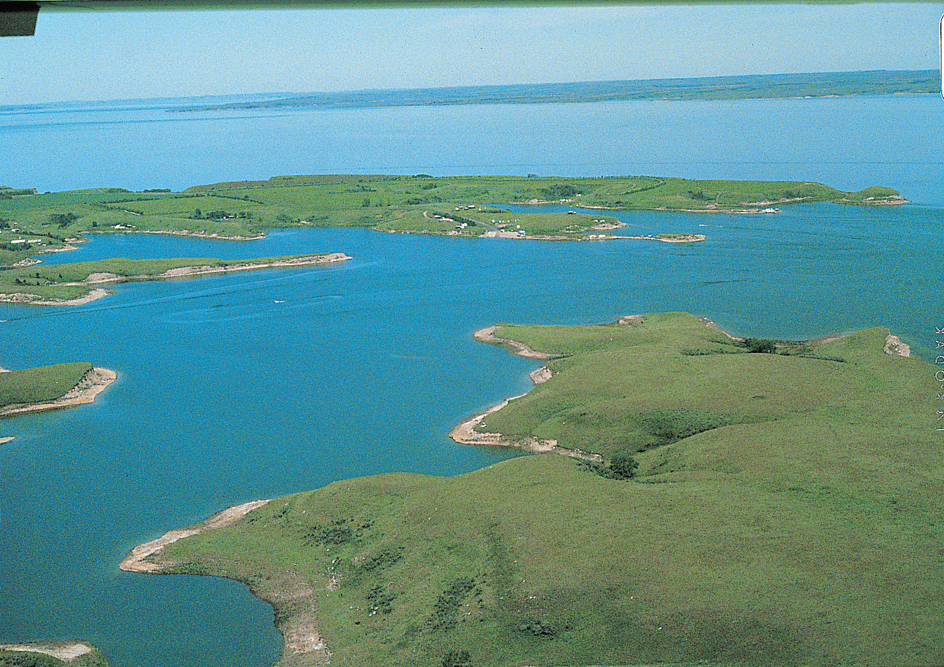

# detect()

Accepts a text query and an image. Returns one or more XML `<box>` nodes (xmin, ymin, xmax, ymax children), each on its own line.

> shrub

<box><xmin>609</xmin><ymin>453</ymin><xmax>639</xmax><ymax>479</ymax></box>
<box><xmin>366</xmin><ymin>584</ymin><xmax>397</xmax><ymax>615</ymax></box>
<box><xmin>740</xmin><ymin>337</ymin><xmax>777</xmax><ymax>353</ymax></box>
<box><xmin>577</xmin><ymin>453</ymin><xmax>638</xmax><ymax>481</ymax></box>
<box><xmin>429</xmin><ymin>577</ymin><xmax>478</xmax><ymax>630</ymax></box>
<box><xmin>517</xmin><ymin>618</ymin><xmax>556</xmax><ymax>637</ymax></box>
<box><xmin>440</xmin><ymin>650</ymin><xmax>473</xmax><ymax>667</ymax></box>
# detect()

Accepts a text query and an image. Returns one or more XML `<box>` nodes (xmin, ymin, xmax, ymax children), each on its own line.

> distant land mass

<box><xmin>168</xmin><ymin>70</ymin><xmax>937</xmax><ymax>113</ymax></box>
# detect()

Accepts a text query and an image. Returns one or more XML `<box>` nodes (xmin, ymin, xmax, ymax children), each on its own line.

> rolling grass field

<box><xmin>0</xmin><ymin>175</ymin><xmax>903</xmax><ymax>266</ymax></box>
<box><xmin>148</xmin><ymin>313</ymin><xmax>943</xmax><ymax>667</ymax></box>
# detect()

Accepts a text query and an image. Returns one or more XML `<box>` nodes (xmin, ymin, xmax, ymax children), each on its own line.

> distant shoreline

<box><xmin>163</xmin><ymin>70</ymin><xmax>938</xmax><ymax>113</ymax></box>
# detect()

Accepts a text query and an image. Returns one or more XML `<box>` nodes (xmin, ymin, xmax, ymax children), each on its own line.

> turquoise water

<box><xmin>1</xmin><ymin>95</ymin><xmax>943</xmax><ymax>666</ymax></box>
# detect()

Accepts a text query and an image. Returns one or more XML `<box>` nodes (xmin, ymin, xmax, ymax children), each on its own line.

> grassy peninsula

<box><xmin>0</xmin><ymin>362</ymin><xmax>92</xmax><ymax>410</ymax></box>
<box><xmin>0</xmin><ymin>175</ymin><xmax>904</xmax><ymax>266</ymax></box>
<box><xmin>130</xmin><ymin>313</ymin><xmax>941</xmax><ymax>667</ymax></box>
<box><xmin>0</xmin><ymin>253</ymin><xmax>350</xmax><ymax>304</ymax></box>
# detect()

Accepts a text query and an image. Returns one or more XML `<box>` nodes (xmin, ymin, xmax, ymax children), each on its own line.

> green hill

<box><xmin>134</xmin><ymin>313</ymin><xmax>942</xmax><ymax>667</ymax></box>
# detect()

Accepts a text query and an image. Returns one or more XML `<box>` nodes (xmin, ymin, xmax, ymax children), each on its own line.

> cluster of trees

<box><xmin>192</xmin><ymin>209</ymin><xmax>253</xmax><ymax>221</ymax></box>
<box><xmin>539</xmin><ymin>183</ymin><xmax>582</xmax><ymax>200</ymax></box>
<box><xmin>0</xmin><ymin>187</ymin><xmax>36</xmax><ymax>199</ymax></box>
<box><xmin>580</xmin><ymin>452</ymin><xmax>639</xmax><ymax>480</ymax></box>
<box><xmin>49</xmin><ymin>212</ymin><xmax>78</xmax><ymax>228</ymax></box>
<box><xmin>739</xmin><ymin>337</ymin><xmax>778</xmax><ymax>353</ymax></box>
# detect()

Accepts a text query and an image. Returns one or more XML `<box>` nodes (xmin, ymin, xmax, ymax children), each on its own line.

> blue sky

<box><xmin>0</xmin><ymin>3</ymin><xmax>940</xmax><ymax>105</ymax></box>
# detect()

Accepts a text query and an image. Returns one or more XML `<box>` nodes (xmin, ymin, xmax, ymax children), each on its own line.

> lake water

<box><xmin>1</xmin><ymin>94</ymin><xmax>942</xmax><ymax>667</ymax></box>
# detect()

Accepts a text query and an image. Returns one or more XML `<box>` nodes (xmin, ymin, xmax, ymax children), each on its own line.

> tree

<box><xmin>609</xmin><ymin>453</ymin><xmax>639</xmax><ymax>479</ymax></box>
<box><xmin>441</xmin><ymin>650</ymin><xmax>472</xmax><ymax>667</ymax></box>
<box><xmin>741</xmin><ymin>337</ymin><xmax>777</xmax><ymax>353</ymax></box>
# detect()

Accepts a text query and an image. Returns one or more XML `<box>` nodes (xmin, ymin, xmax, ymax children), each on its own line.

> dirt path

<box><xmin>120</xmin><ymin>499</ymin><xmax>270</xmax><ymax>573</ymax></box>
<box><xmin>0</xmin><ymin>367</ymin><xmax>117</xmax><ymax>417</ymax></box>
<box><xmin>0</xmin><ymin>641</ymin><xmax>94</xmax><ymax>661</ymax></box>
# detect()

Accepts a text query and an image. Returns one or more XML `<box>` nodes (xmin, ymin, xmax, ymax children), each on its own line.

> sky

<box><xmin>0</xmin><ymin>3</ymin><xmax>940</xmax><ymax>105</ymax></box>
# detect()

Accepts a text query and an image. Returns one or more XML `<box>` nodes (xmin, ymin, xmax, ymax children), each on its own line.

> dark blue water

<box><xmin>1</xmin><ymin>95</ymin><xmax>942</xmax><ymax>667</ymax></box>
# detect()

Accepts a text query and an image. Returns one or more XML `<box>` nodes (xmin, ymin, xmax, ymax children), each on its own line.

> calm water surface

<box><xmin>1</xmin><ymin>95</ymin><xmax>942</xmax><ymax>667</ymax></box>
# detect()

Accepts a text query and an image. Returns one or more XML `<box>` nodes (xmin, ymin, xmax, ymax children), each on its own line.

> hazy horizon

<box><xmin>2</xmin><ymin>68</ymin><xmax>937</xmax><ymax>110</ymax></box>
<box><xmin>1</xmin><ymin>3</ymin><xmax>940</xmax><ymax>106</ymax></box>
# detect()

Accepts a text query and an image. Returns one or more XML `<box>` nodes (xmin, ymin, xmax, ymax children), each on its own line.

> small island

<box><xmin>121</xmin><ymin>313</ymin><xmax>939</xmax><ymax>667</ymax></box>
<box><xmin>0</xmin><ymin>175</ymin><xmax>906</xmax><ymax>266</ymax></box>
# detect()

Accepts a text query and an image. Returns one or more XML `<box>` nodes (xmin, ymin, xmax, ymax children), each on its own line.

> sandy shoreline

<box><xmin>121</xmin><ymin>498</ymin><xmax>334</xmax><ymax>664</ymax></box>
<box><xmin>472</xmin><ymin>325</ymin><xmax>558</xmax><ymax>360</ymax></box>
<box><xmin>120</xmin><ymin>499</ymin><xmax>270</xmax><ymax>573</ymax></box>
<box><xmin>450</xmin><ymin>325</ymin><xmax>602</xmax><ymax>461</ymax></box>
<box><xmin>0</xmin><ymin>253</ymin><xmax>351</xmax><ymax>307</ymax></box>
<box><xmin>0</xmin><ymin>641</ymin><xmax>95</xmax><ymax>661</ymax></box>
<box><xmin>0</xmin><ymin>367</ymin><xmax>117</xmax><ymax>418</ymax></box>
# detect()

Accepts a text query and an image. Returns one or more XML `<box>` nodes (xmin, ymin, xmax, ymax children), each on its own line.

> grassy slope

<box><xmin>0</xmin><ymin>254</ymin><xmax>341</xmax><ymax>302</ymax></box>
<box><xmin>0</xmin><ymin>362</ymin><xmax>92</xmax><ymax>408</ymax></box>
<box><xmin>152</xmin><ymin>313</ymin><xmax>943</xmax><ymax>667</ymax></box>
<box><xmin>0</xmin><ymin>176</ymin><xmax>903</xmax><ymax>266</ymax></box>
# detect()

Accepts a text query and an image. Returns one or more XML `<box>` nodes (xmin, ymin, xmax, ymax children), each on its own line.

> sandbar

<box><xmin>0</xmin><ymin>367</ymin><xmax>117</xmax><ymax>417</ymax></box>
